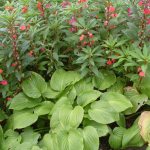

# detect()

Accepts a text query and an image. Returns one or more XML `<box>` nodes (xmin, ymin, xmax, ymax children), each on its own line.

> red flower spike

<box><xmin>12</xmin><ymin>34</ymin><xmax>17</xmax><ymax>40</ymax></box>
<box><xmin>0</xmin><ymin>69</ymin><xmax>3</xmax><ymax>74</ymax></box>
<box><xmin>107</xmin><ymin>59</ymin><xmax>113</xmax><ymax>65</ymax></box>
<box><xmin>0</xmin><ymin>80</ymin><xmax>8</xmax><ymax>86</ymax></box>
<box><xmin>6</xmin><ymin>97</ymin><xmax>11</xmax><ymax>101</ymax></box>
<box><xmin>139</xmin><ymin>71</ymin><xmax>145</xmax><ymax>77</ymax></box>
<box><xmin>80</xmin><ymin>34</ymin><xmax>85</xmax><ymax>41</ymax></box>
<box><xmin>20</xmin><ymin>25</ymin><xmax>26</xmax><ymax>31</ymax></box>
<box><xmin>108</xmin><ymin>6</ymin><xmax>115</xmax><ymax>13</ymax></box>
<box><xmin>22</xmin><ymin>6</ymin><xmax>28</xmax><ymax>13</ymax></box>
<box><xmin>143</xmin><ymin>9</ymin><xmax>150</xmax><ymax>15</ymax></box>
<box><xmin>138</xmin><ymin>1</ymin><xmax>143</xmax><ymax>6</ymax></box>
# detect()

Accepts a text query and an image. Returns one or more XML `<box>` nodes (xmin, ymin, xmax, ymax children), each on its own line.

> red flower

<box><xmin>22</xmin><ymin>6</ymin><xmax>28</xmax><ymax>13</ymax></box>
<box><xmin>138</xmin><ymin>1</ymin><xmax>143</xmax><ymax>6</ymax></box>
<box><xmin>0</xmin><ymin>69</ymin><xmax>3</xmax><ymax>74</ymax></box>
<box><xmin>88</xmin><ymin>32</ymin><xmax>93</xmax><ymax>38</ymax></box>
<box><xmin>111</xmin><ymin>13</ymin><xmax>118</xmax><ymax>18</ymax></box>
<box><xmin>12</xmin><ymin>34</ymin><xmax>17</xmax><ymax>40</ymax></box>
<box><xmin>20</xmin><ymin>25</ymin><xmax>26</xmax><ymax>31</ymax></box>
<box><xmin>147</xmin><ymin>19</ymin><xmax>150</xmax><ymax>24</ymax></box>
<box><xmin>108</xmin><ymin>6</ymin><xmax>115</xmax><ymax>13</ymax></box>
<box><xmin>6</xmin><ymin>97</ymin><xmax>12</xmax><ymax>101</ymax></box>
<box><xmin>11</xmin><ymin>63</ymin><xmax>17</xmax><ymax>67</ymax></box>
<box><xmin>104</xmin><ymin>21</ymin><xmax>109</xmax><ymax>26</ymax></box>
<box><xmin>46</xmin><ymin>4</ymin><xmax>51</xmax><ymax>9</ymax></box>
<box><xmin>143</xmin><ymin>9</ymin><xmax>150</xmax><ymax>15</ymax></box>
<box><xmin>139</xmin><ymin>71</ymin><xmax>145</xmax><ymax>77</ymax></box>
<box><xmin>28</xmin><ymin>50</ymin><xmax>34</xmax><ymax>57</ymax></box>
<box><xmin>78</xmin><ymin>0</ymin><xmax>87</xmax><ymax>3</ymax></box>
<box><xmin>80</xmin><ymin>34</ymin><xmax>85</xmax><ymax>41</ymax></box>
<box><xmin>0</xmin><ymin>80</ymin><xmax>8</xmax><ymax>86</ymax></box>
<box><xmin>107</xmin><ymin>59</ymin><xmax>113</xmax><ymax>65</ymax></box>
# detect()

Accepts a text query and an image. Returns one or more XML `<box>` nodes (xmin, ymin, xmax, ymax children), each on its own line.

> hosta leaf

<box><xmin>101</xmin><ymin>92</ymin><xmax>132</xmax><ymax>112</ymax></box>
<box><xmin>109</xmin><ymin>127</ymin><xmax>125</xmax><ymax>150</ymax></box>
<box><xmin>9</xmin><ymin>93</ymin><xmax>41</xmax><ymax>110</ymax></box>
<box><xmin>67</xmin><ymin>86</ymin><xmax>76</xmax><ymax>104</ymax></box>
<box><xmin>34</xmin><ymin>101</ymin><xmax>54</xmax><ymax>116</ymax></box>
<box><xmin>89</xmin><ymin>100</ymin><xmax>119</xmax><ymax>124</ymax></box>
<box><xmin>75</xmin><ymin>79</ymin><xmax>93</xmax><ymax>96</ymax></box>
<box><xmin>42</xmin><ymin>85</ymin><xmax>60</xmax><ymax>99</ymax></box>
<box><xmin>59</xmin><ymin>105</ymin><xmax>84</xmax><ymax>130</ymax></box>
<box><xmin>22</xmin><ymin>72</ymin><xmax>47</xmax><ymax>98</ymax></box>
<box><xmin>82</xmin><ymin>126</ymin><xmax>99</xmax><ymax>150</ymax></box>
<box><xmin>122</xmin><ymin>120</ymin><xmax>144</xmax><ymax>148</ymax></box>
<box><xmin>93</xmin><ymin>70</ymin><xmax>116</xmax><ymax>90</ymax></box>
<box><xmin>3</xmin><ymin>130</ymin><xmax>22</xmax><ymax>150</ymax></box>
<box><xmin>59</xmin><ymin>105</ymin><xmax>72</xmax><ymax>130</ymax></box>
<box><xmin>50</xmin><ymin>69</ymin><xmax>81</xmax><ymax>91</ymax></box>
<box><xmin>68</xmin><ymin>130</ymin><xmax>83</xmax><ymax>150</ymax></box>
<box><xmin>69</xmin><ymin>106</ymin><xmax>84</xmax><ymax>128</ymax></box>
<box><xmin>21</xmin><ymin>128</ymin><xmax>40</xmax><ymax>146</ymax></box>
<box><xmin>77</xmin><ymin>90</ymin><xmax>101</xmax><ymax>107</ymax></box>
<box><xmin>83</xmin><ymin>119</ymin><xmax>110</xmax><ymax>137</ymax></box>
<box><xmin>124</xmin><ymin>87</ymin><xmax>148</xmax><ymax>115</ymax></box>
<box><xmin>12</xmin><ymin>110</ymin><xmax>38</xmax><ymax>129</ymax></box>
<box><xmin>40</xmin><ymin>133</ymin><xmax>59</xmax><ymax>150</ymax></box>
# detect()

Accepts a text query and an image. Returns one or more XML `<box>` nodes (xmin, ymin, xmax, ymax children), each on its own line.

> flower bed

<box><xmin>0</xmin><ymin>0</ymin><xmax>150</xmax><ymax>149</ymax></box>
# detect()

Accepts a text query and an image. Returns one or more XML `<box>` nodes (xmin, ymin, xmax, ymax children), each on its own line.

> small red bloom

<box><xmin>139</xmin><ymin>71</ymin><xmax>145</xmax><ymax>77</ymax></box>
<box><xmin>104</xmin><ymin>21</ymin><xmax>109</xmax><ymax>26</ymax></box>
<box><xmin>78</xmin><ymin>0</ymin><xmax>87</xmax><ymax>3</ymax></box>
<box><xmin>137</xmin><ymin>67</ymin><xmax>142</xmax><ymax>72</ymax></box>
<box><xmin>20</xmin><ymin>25</ymin><xmax>26</xmax><ymax>31</ymax></box>
<box><xmin>138</xmin><ymin>1</ymin><xmax>143</xmax><ymax>6</ymax></box>
<box><xmin>80</xmin><ymin>34</ymin><xmax>85</xmax><ymax>41</ymax></box>
<box><xmin>111</xmin><ymin>13</ymin><xmax>118</xmax><ymax>18</ymax></box>
<box><xmin>46</xmin><ymin>4</ymin><xmax>51</xmax><ymax>9</ymax></box>
<box><xmin>143</xmin><ymin>9</ymin><xmax>150</xmax><ymax>15</ymax></box>
<box><xmin>0</xmin><ymin>69</ymin><xmax>3</xmax><ymax>74</ymax></box>
<box><xmin>107</xmin><ymin>59</ymin><xmax>113</xmax><ymax>65</ymax></box>
<box><xmin>11</xmin><ymin>62</ymin><xmax>17</xmax><ymax>67</ymax></box>
<box><xmin>6</xmin><ymin>97</ymin><xmax>12</xmax><ymax>101</ymax></box>
<box><xmin>147</xmin><ymin>19</ymin><xmax>150</xmax><ymax>24</ymax></box>
<box><xmin>88</xmin><ymin>32</ymin><xmax>93</xmax><ymax>38</ymax></box>
<box><xmin>28</xmin><ymin>50</ymin><xmax>34</xmax><ymax>57</ymax></box>
<box><xmin>12</xmin><ymin>34</ymin><xmax>17</xmax><ymax>40</ymax></box>
<box><xmin>22</xmin><ymin>6</ymin><xmax>28</xmax><ymax>13</ymax></box>
<box><xmin>108</xmin><ymin>6</ymin><xmax>115</xmax><ymax>13</ymax></box>
<box><xmin>0</xmin><ymin>80</ymin><xmax>8</xmax><ymax>86</ymax></box>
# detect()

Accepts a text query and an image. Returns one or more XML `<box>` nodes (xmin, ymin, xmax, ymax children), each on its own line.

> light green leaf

<box><xmin>93</xmin><ymin>70</ymin><xmax>116</xmax><ymax>90</ymax></box>
<box><xmin>22</xmin><ymin>72</ymin><xmax>47</xmax><ymax>98</ymax></box>
<box><xmin>77</xmin><ymin>90</ymin><xmax>101</xmax><ymax>107</ymax></box>
<box><xmin>75</xmin><ymin>79</ymin><xmax>93</xmax><ymax>96</ymax></box>
<box><xmin>89</xmin><ymin>101</ymin><xmax>119</xmax><ymax>124</ymax></box>
<box><xmin>50</xmin><ymin>69</ymin><xmax>81</xmax><ymax>91</ymax></box>
<box><xmin>83</xmin><ymin>119</ymin><xmax>110</xmax><ymax>137</ymax></box>
<box><xmin>101</xmin><ymin>92</ymin><xmax>132</xmax><ymax>112</ymax></box>
<box><xmin>34</xmin><ymin>101</ymin><xmax>54</xmax><ymax>116</ymax></box>
<box><xmin>9</xmin><ymin>93</ymin><xmax>41</xmax><ymax>110</ymax></box>
<box><xmin>69</xmin><ymin>106</ymin><xmax>84</xmax><ymax>128</ymax></box>
<box><xmin>82</xmin><ymin>126</ymin><xmax>99</xmax><ymax>150</ymax></box>
<box><xmin>40</xmin><ymin>133</ymin><xmax>59</xmax><ymax>150</ymax></box>
<box><xmin>122</xmin><ymin>120</ymin><xmax>144</xmax><ymax>148</ymax></box>
<box><xmin>109</xmin><ymin>127</ymin><xmax>125</xmax><ymax>150</ymax></box>
<box><xmin>68</xmin><ymin>130</ymin><xmax>83</xmax><ymax>150</ymax></box>
<box><xmin>42</xmin><ymin>85</ymin><xmax>60</xmax><ymax>99</ymax></box>
<box><xmin>12</xmin><ymin>110</ymin><xmax>38</xmax><ymax>129</ymax></box>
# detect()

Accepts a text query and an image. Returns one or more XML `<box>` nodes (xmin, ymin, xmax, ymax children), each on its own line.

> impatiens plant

<box><xmin>1</xmin><ymin>0</ymin><xmax>150</xmax><ymax>149</ymax></box>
